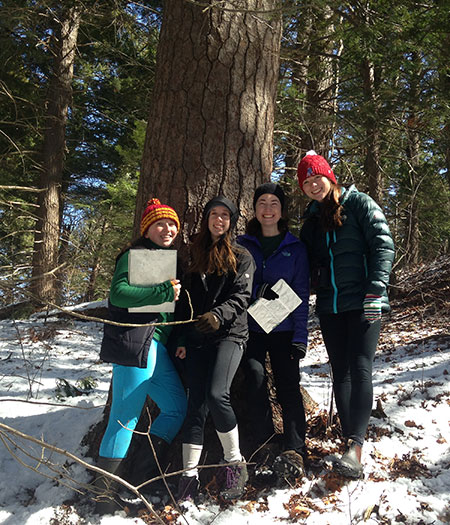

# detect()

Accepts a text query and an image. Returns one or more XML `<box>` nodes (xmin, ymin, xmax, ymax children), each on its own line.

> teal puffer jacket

<box><xmin>300</xmin><ymin>185</ymin><xmax>394</xmax><ymax>315</ymax></box>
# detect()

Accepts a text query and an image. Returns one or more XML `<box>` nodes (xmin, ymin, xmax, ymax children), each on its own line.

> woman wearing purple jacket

<box><xmin>237</xmin><ymin>183</ymin><xmax>309</xmax><ymax>480</ymax></box>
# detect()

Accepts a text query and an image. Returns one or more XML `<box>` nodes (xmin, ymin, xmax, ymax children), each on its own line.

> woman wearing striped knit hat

<box><xmin>94</xmin><ymin>198</ymin><xmax>187</xmax><ymax>515</ymax></box>
<box><xmin>298</xmin><ymin>151</ymin><xmax>394</xmax><ymax>479</ymax></box>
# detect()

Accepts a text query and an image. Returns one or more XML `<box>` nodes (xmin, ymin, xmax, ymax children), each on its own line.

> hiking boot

<box><xmin>251</xmin><ymin>442</ymin><xmax>280</xmax><ymax>486</ymax></box>
<box><xmin>177</xmin><ymin>475</ymin><xmax>199</xmax><ymax>502</ymax></box>
<box><xmin>333</xmin><ymin>439</ymin><xmax>363</xmax><ymax>479</ymax></box>
<box><xmin>127</xmin><ymin>435</ymin><xmax>169</xmax><ymax>488</ymax></box>
<box><xmin>218</xmin><ymin>458</ymin><xmax>248</xmax><ymax>500</ymax></box>
<box><xmin>93</xmin><ymin>457</ymin><xmax>126</xmax><ymax>515</ymax></box>
<box><xmin>273</xmin><ymin>450</ymin><xmax>305</xmax><ymax>479</ymax></box>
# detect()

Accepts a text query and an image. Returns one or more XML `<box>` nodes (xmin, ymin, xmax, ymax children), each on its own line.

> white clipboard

<box><xmin>248</xmin><ymin>279</ymin><xmax>302</xmax><ymax>333</ymax></box>
<box><xmin>127</xmin><ymin>249</ymin><xmax>177</xmax><ymax>313</ymax></box>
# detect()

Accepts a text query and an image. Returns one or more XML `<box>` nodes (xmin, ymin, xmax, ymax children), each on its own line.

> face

<box><xmin>255</xmin><ymin>193</ymin><xmax>282</xmax><ymax>228</ymax></box>
<box><xmin>208</xmin><ymin>205</ymin><xmax>231</xmax><ymax>241</ymax></box>
<box><xmin>145</xmin><ymin>219</ymin><xmax>178</xmax><ymax>247</ymax></box>
<box><xmin>302</xmin><ymin>175</ymin><xmax>332</xmax><ymax>202</ymax></box>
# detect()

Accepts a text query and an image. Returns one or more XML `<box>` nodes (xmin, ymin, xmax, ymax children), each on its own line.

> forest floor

<box><xmin>0</xmin><ymin>257</ymin><xmax>449</xmax><ymax>524</ymax></box>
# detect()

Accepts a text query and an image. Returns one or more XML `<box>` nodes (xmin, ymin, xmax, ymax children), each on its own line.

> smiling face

<box><xmin>145</xmin><ymin>219</ymin><xmax>178</xmax><ymax>247</ymax></box>
<box><xmin>302</xmin><ymin>175</ymin><xmax>332</xmax><ymax>202</ymax></box>
<box><xmin>255</xmin><ymin>193</ymin><xmax>282</xmax><ymax>235</ymax></box>
<box><xmin>208</xmin><ymin>205</ymin><xmax>231</xmax><ymax>241</ymax></box>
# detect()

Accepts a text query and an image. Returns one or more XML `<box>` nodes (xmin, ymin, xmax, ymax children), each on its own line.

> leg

<box><xmin>242</xmin><ymin>332</ymin><xmax>275</xmax><ymax>445</ymax></box>
<box><xmin>181</xmin><ymin>346</ymin><xmax>211</xmax><ymax>446</ymax></box>
<box><xmin>99</xmin><ymin>362</ymin><xmax>155</xmax><ymax>459</ymax></box>
<box><xmin>146</xmin><ymin>339</ymin><xmax>187</xmax><ymax>443</ymax></box>
<box><xmin>177</xmin><ymin>346</ymin><xmax>211</xmax><ymax>501</ymax></box>
<box><xmin>268</xmin><ymin>331</ymin><xmax>306</xmax><ymax>455</ymax></box>
<box><xmin>319</xmin><ymin>312</ymin><xmax>352</xmax><ymax>438</ymax></box>
<box><xmin>206</xmin><ymin>340</ymin><xmax>243</xmax><ymax>434</ymax></box>
<box><xmin>206</xmin><ymin>340</ymin><xmax>248</xmax><ymax>499</ymax></box>
<box><xmin>346</xmin><ymin>311</ymin><xmax>380</xmax><ymax>444</ymax></box>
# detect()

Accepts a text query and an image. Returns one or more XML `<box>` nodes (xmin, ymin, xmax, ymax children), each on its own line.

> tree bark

<box><xmin>135</xmin><ymin>0</ymin><xmax>282</xmax><ymax>240</ymax></box>
<box><xmin>31</xmin><ymin>6</ymin><xmax>81</xmax><ymax>305</ymax></box>
<box><xmin>361</xmin><ymin>57</ymin><xmax>383</xmax><ymax>204</ymax></box>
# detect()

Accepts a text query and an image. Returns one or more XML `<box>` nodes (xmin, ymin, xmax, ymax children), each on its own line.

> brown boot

<box><xmin>333</xmin><ymin>439</ymin><xmax>363</xmax><ymax>479</ymax></box>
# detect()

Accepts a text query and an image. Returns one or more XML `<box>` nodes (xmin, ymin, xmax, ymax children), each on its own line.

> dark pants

<box><xmin>182</xmin><ymin>339</ymin><xmax>243</xmax><ymax>445</ymax></box>
<box><xmin>319</xmin><ymin>310</ymin><xmax>381</xmax><ymax>446</ymax></box>
<box><xmin>243</xmin><ymin>331</ymin><xmax>306</xmax><ymax>454</ymax></box>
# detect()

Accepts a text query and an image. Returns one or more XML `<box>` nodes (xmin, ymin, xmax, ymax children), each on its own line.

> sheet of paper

<box><xmin>248</xmin><ymin>278</ymin><xmax>302</xmax><ymax>334</ymax></box>
<box><xmin>127</xmin><ymin>249</ymin><xmax>177</xmax><ymax>313</ymax></box>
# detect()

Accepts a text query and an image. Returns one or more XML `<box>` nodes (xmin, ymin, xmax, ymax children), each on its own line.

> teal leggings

<box><xmin>99</xmin><ymin>339</ymin><xmax>187</xmax><ymax>459</ymax></box>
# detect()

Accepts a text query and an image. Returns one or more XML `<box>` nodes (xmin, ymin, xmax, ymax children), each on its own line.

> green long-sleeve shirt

<box><xmin>109</xmin><ymin>247</ymin><xmax>176</xmax><ymax>345</ymax></box>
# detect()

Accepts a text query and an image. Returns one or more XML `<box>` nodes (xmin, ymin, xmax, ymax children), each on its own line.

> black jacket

<box><xmin>100</xmin><ymin>300</ymin><xmax>159</xmax><ymax>368</ymax></box>
<box><xmin>177</xmin><ymin>246</ymin><xmax>255</xmax><ymax>348</ymax></box>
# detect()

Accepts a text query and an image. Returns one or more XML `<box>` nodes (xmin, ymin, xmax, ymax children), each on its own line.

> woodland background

<box><xmin>1</xmin><ymin>0</ymin><xmax>449</xmax><ymax>313</ymax></box>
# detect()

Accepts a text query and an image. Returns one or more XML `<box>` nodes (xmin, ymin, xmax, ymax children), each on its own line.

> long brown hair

<box><xmin>319</xmin><ymin>183</ymin><xmax>344</xmax><ymax>231</ymax></box>
<box><xmin>189</xmin><ymin>219</ymin><xmax>238</xmax><ymax>276</ymax></box>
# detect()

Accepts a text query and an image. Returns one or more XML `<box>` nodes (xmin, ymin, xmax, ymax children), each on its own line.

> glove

<box><xmin>196</xmin><ymin>312</ymin><xmax>221</xmax><ymax>334</ymax></box>
<box><xmin>290</xmin><ymin>342</ymin><xmax>307</xmax><ymax>360</ymax></box>
<box><xmin>363</xmin><ymin>294</ymin><xmax>382</xmax><ymax>322</ymax></box>
<box><xmin>257</xmin><ymin>283</ymin><xmax>279</xmax><ymax>301</ymax></box>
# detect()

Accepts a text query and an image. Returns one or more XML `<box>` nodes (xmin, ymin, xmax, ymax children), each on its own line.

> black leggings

<box><xmin>243</xmin><ymin>331</ymin><xmax>306</xmax><ymax>454</ymax></box>
<box><xmin>182</xmin><ymin>339</ymin><xmax>243</xmax><ymax>445</ymax></box>
<box><xmin>319</xmin><ymin>310</ymin><xmax>381</xmax><ymax>446</ymax></box>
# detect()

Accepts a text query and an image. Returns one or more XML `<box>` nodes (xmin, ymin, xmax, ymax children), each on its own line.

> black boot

<box><xmin>273</xmin><ymin>450</ymin><xmax>305</xmax><ymax>479</ymax></box>
<box><xmin>333</xmin><ymin>439</ymin><xmax>363</xmax><ymax>479</ymax></box>
<box><xmin>93</xmin><ymin>456</ymin><xmax>125</xmax><ymax>515</ymax></box>
<box><xmin>128</xmin><ymin>434</ymin><xmax>170</xmax><ymax>488</ymax></box>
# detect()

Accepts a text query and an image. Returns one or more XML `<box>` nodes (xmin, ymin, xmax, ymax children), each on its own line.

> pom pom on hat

<box><xmin>140</xmin><ymin>198</ymin><xmax>180</xmax><ymax>236</ymax></box>
<box><xmin>297</xmin><ymin>150</ymin><xmax>337</xmax><ymax>192</ymax></box>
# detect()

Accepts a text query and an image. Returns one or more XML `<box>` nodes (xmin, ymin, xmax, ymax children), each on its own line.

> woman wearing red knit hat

<box><xmin>94</xmin><ymin>198</ymin><xmax>187</xmax><ymax>515</ymax></box>
<box><xmin>298</xmin><ymin>151</ymin><xmax>394</xmax><ymax>479</ymax></box>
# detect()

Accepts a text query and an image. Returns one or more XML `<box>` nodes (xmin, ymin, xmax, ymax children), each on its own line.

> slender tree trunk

<box><xmin>279</xmin><ymin>3</ymin><xmax>338</xmax><ymax>231</ymax></box>
<box><xmin>31</xmin><ymin>6</ymin><xmax>81</xmax><ymax>305</ymax></box>
<box><xmin>83</xmin><ymin>217</ymin><xmax>109</xmax><ymax>302</ymax></box>
<box><xmin>135</xmin><ymin>0</ymin><xmax>282</xmax><ymax>239</ymax></box>
<box><xmin>361</xmin><ymin>57</ymin><xmax>383</xmax><ymax>204</ymax></box>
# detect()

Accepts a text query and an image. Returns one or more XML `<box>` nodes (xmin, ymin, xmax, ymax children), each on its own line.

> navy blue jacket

<box><xmin>237</xmin><ymin>231</ymin><xmax>309</xmax><ymax>345</ymax></box>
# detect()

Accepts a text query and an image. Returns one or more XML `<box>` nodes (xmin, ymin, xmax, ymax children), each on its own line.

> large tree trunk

<box><xmin>31</xmin><ymin>6</ymin><xmax>81</xmax><ymax>306</ymax></box>
<box><xmin>84</xmin><ymin>0</ymin><xmax>283</xmax><ymax>484</ymax></box>
<box><xmin>135</xmin><ymin>0</ymin><xmax>282</xmax><ymax>239</ymax></box>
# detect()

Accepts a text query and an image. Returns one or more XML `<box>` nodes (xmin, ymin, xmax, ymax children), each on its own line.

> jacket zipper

<box><xmin>326</xmin><ymin>231</ymin><xmax>338</xmax><ymax>313</ymax></box>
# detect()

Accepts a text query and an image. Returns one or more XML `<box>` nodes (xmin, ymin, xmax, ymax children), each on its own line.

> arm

<box><xmin>211</xmin><ymin>250</ymin><xmax>256</xmax><ymax>327</ymax></box>
<box><xmin>356</xmin><ymin>194</ymin><xmax>395</xmax><ymax>297</ymax></box>
<box><xmin>109</xmin><ymin>251</ymin><xmax>176</xmax><ymax>309</ymax></box>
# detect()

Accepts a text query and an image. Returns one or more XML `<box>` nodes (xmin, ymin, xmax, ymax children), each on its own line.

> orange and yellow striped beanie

<box><xmin>140</xmin><ymin>198</ymin><xmax>180</xmax><ymax>236</ymax></box>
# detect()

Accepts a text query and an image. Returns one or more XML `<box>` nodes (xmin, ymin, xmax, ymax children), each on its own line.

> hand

<box><xmin>196</xmin><ymin>312</ymin><xmax>221</xmax><ymax>334</ymax></box>
<box><xmin>363</xmin><ymin>294</ymin><xmax>382</xmax><ymax>322</ymax></box>
<box><xmin>171</xmin><ymin>279</ymin><xmax>181</xmax><ymax>301</ymax></box>
<box><xmin>175</xmin><ymin>346</ymin><xmax>186</xmax><ymax>359</ymax></box>
<box><xmin>257</xmin><ymin>283</ymin><xmax>279</xmax><ymax>301</ymax></box>
<box><xmin>290</xmin><ymin>342</ymin><xmax>307</xmax><ymax>360</ymax></box>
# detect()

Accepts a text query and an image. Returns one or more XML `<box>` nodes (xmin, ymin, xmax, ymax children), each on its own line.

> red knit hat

<box><xmin>140</xmin><ymin>198</ymin><xmax>180</xmax><ymax>236</ymax></box>
<box><xmin>297</xmin><ymin>150</ymin><xmax>337</xmax><ymax>192</ymax></box>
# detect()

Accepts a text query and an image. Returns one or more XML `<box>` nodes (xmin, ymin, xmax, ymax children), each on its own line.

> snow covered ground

<box><xmin>0</xmin><ymin>303</ymin><xmax>449</xmax><ymax>524</ymax></box>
